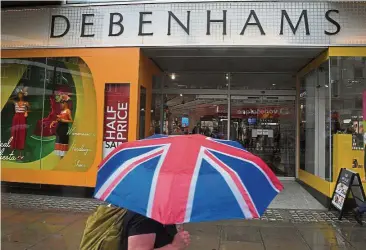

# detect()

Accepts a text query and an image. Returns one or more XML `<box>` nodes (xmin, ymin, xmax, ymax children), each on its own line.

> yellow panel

<box><xmin>333</xmin><ymin>134</ymin><xmax>365</xmax><ymax>182</ymax></box>
<box><xmin>298</xmin><ymin>169</ymin><xmax>331</xmax><ymax>197</ymax></box>
<box><xmin>329</xmin><ymin>47</ymin><xmax>366</xmax><ymax>57</ymax></box>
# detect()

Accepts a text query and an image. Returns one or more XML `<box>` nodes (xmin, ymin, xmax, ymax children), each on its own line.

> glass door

<box><xmin>230</xmin><ymin>95</ymin><xmax>296</xmax><ymax>177</ymax></box>
<box><xmin>161</xmin><ymin>94</ymin><xmax>228</xmax><ymax>139</ymax></box>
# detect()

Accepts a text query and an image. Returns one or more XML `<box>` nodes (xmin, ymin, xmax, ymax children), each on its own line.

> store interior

<box><xmin>145</xmin><ymin>47</ymin><xmax>326</xmax><ymax>178</ymax></box>
<box><xmin>141</xmin><ymin>47</ymin><xmax>366</xmax><ymax>208</ymax></box>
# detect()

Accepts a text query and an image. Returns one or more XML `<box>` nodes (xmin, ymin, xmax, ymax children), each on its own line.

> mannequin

<box><xmin>10</xmin><ymin>87</ymin><xmax>30</xmax><ymax>160</ymax></box>
<box><xmin>50</xmin><ymin>94</ymin><xmax>73</xmax><ymax>158</ymax></box>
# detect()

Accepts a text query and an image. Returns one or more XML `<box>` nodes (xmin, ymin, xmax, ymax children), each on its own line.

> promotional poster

<box><xmin>103</xmin><ymin>84</ymin><xmax>130</xmax><ymax>158</ymax></box>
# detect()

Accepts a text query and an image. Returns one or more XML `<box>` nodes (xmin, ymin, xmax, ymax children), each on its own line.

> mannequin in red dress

<box><xmin>10</xmin><ymin>88</ymin><xmax>30</xmax><ymax>160</ymax></box>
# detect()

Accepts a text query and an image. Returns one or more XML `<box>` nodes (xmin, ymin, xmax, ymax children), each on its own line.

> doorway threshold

<box><xmin>269</xmin><ymin>180</ymin><xmax>326</xmax><ymax>210</ymax></box>
<box><xmin>277</xmin><ymin>177</ymin><xmax>296</xmax><ymax>181</ymax></box>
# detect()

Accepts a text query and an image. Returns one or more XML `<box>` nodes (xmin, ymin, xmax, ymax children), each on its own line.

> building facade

<box><xmin>1</xmin><ymin>0</ymin><xmax>366</xmax><ymax>206</ymax></box>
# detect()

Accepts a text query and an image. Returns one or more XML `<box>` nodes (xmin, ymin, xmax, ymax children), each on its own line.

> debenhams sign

<box><xmin>51</xmin><ymin>9</ymin><xmax>340</xmax><ymax>37</ymax></box>
<box><xmin>2</xmin><ymin>2</ymin><xmax>366</xmax><ymax>48</ymax></box>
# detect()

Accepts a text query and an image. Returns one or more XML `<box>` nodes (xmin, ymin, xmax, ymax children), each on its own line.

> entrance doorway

<box><xmin>230</xmin><ymin>95</ymin><xmax>296</xmax><ymax>177</ymax></box>
<box><xmin>146</xmin><ymin>47</ymin><xmax>326</xmax><ymax>178</ymax></box>
<box><xmin>151</xmin><ymin>90</ymin><xmax>296</xmax><ymax>177</ymax></box>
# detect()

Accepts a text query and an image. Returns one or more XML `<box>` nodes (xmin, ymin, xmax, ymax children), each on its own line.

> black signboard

<box><xmin>331</xmin><ymin>168</ymin><xmax>366</xmax><ymax>220</ymax></box>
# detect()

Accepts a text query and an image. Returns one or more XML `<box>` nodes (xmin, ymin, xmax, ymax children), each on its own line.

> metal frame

<box><xmin>153</xmin><ymin>88</ymin><xmax>296</xmax><ymax>96</ymax></box>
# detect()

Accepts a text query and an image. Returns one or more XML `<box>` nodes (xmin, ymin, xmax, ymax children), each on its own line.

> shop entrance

<box><xmin>146</xmin><ymin>47</ymin><xmax>326</xmax><ymax>179</ymax></box>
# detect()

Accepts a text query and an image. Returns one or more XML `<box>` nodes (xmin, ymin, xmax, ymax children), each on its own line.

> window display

<box><xmin>10</xmin><ymin>87</ymin><xmax>30</xmax><ymax>160</ymax></box>
<box><xmin>1</xmin><ymin>57</ymin><xmax>97</xmax><ymax>172</ymax></box>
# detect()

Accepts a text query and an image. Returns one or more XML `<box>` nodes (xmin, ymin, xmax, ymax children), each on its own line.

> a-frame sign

<box><xmin>331</xmin><ymin>168</ymin><xmax>366</xmax><ymax>220</ymax></box>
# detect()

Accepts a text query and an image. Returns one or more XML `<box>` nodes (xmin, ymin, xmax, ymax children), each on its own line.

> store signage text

<box><xmin>104</xmin><ymin>102</ymin><xmax>129</xmax><ymax>145</ymax></box>
<box><xmin>50</xmin><ymin>9</ymin><xmax>341</xmax><ymax>38</ymax></box>
<box><xmin>103</xmin><ymin>84</ymin><xmax>130</xmax><ymax>158</ymax></box>
<box><xmin>234</xmin><ymin>107</ymin><xmax>291</xmax><ymax>116</ymax></box>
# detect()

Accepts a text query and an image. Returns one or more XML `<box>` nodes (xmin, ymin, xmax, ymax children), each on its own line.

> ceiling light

<box><xmin>180</xmin><ymin>93</ymin><xmax>183</xmax><ymax>97</ymax></box>
<box><xmin>225</xmin><ymin>74</ymin><xmax>229</xmax><ymax>80</ymax></box>
<box><xmin>272</xmin><ymin>83</ymin><xmax>276</xmax><ymax>86</ymax></box>
<box><xmin>171</xmin><ymin>73</ymin><xmax>176</xmax><ymax>80</ymax></box>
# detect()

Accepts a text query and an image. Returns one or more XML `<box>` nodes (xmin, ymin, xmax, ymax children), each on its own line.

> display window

<box><xmin>330</xmin><ymin>57</ymin><xmax>365</xmax><ymax>147</ymax></box>
<box><xmin>1</xmin><ymin>57</ymin><xmax>97</xmax><ymax>172</ymax></box>
<box><xmin>299</xmin><ymin>55</ymin><xmax>366</xmax><ymax>182</ymax></box>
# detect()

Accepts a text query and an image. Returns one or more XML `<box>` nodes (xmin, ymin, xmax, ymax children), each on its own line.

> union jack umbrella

<box><xmin>94</xmin><ymin>134</ymin><xmax>283</xmax><ymax>224</ymax></box>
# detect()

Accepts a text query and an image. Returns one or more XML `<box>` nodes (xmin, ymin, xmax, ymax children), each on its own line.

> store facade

<box><xmin>1</xmin><ymin>0</ymin><xmax>365</xmax><ymax>205</ymax></box>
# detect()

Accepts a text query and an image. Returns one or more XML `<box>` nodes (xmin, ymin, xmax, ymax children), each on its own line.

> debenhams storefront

<box><xmin>1</xmin><ymin>0</ymin><xmax>365</xmax><ymax>206</ymax></box>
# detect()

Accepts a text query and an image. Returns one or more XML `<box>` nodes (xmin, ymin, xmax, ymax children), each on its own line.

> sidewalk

<box><xmin>1</xmin><ymin>194</ymin><xmax>366</xmax><ymax>250</ymax></box>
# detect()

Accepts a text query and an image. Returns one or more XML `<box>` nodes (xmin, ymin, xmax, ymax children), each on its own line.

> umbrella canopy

<box><xmin>146</xmin><ymin>134</ymin><xmax>247</xmax><ymax>150</ymax></box>
<box><xmin>94</xmin><ymin>134</ymin><xmax>283</xmax><ymax>224</ymax></box>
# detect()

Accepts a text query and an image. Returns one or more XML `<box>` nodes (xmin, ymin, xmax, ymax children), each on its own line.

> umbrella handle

<box><xmin>176</xmin><ymin>224</ymin><xmax>184</xmax><ymax>232</ymax></box>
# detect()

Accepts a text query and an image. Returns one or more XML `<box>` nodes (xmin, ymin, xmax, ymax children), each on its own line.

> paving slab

<box><xmin>2</xmin><ymin>193</ymin><xmax>366</xmax><ymax>250</ymax></box>
<box><xmin>269</xmin><ymin>181</ymin><xmax>325</xmax><ymax>210</ymax></box>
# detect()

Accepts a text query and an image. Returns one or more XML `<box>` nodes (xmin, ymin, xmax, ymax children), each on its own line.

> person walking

<box><xmin>123</xmin><ymin>210</ymin><xmax>190</xmax><ymax>250</ymax></box>
<box><xmin>353</xmin><ymin>202</ymin><xmax>366</xmax><ymax>225</ymax></box>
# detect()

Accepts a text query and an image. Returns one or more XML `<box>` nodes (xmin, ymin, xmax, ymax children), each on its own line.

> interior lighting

<box><xmin>171</xmin><ymin>73</ymin><xmax>176</xmax><ymax>80</ymax></box>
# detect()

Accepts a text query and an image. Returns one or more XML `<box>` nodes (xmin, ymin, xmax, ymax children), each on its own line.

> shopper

<box><xmin>123</xmin><ymin>210</ymin><xmax>190</xmax><ymax>250</ymax></box>
<box><xmin>353</xmin><ymin>202</ymin><xmax>366</xmax><ymax>225</ymax></box>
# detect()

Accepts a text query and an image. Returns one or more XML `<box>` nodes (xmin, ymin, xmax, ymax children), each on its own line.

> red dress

<box><xmin>11</xmin><ymin>102</ymin><xmax>27</xmax><ymax>150</ymax></box>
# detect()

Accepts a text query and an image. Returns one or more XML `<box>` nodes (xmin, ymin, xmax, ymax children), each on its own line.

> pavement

<box><xmin>1</xmin><ymin>193</ymin><xmax>366</xmax><ymax>250</ymax></box>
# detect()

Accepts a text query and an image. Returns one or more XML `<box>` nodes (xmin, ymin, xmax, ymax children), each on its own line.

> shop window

<box><xmin>330</xmin><ymin>57</ymin><xmax>365</xmax><ymax>137</ymax></box>
<box><xmin>0</xmin><ymin>57</ymin><xmax>97</xmax><ymax>172</ymax></box>
<box><xmin>299</xmin><ymin>61</ymin><xmax>331</xmax><ymax>180</ymax></box>
<box><xmin>330</xmin><ymin>56</ymin><xmax>365</xmax><ymax>179</ymax></box>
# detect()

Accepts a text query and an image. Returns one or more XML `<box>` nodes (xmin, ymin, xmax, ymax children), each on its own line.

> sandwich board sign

<box><xmin>331</xmin><ymin>168</ymin><xmax>366</xmax><ymax>220</ymax></box>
